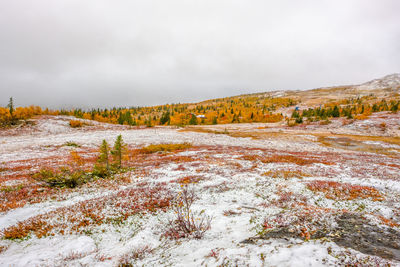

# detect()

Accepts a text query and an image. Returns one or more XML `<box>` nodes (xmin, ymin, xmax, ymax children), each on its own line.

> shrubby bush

<box><xmin>140</xmin><ymin>143</ymin><xmax>192</xmax><ymax>154</ymax></box>
<box><xmin>69</xmin><ymin>120</ymin><xmax>83</xmax><ymax>128</ymax></box>
<box><xmin>32</xmin><ymin>168</ymin><xmax>89</xmax><ymax>188</ymax></box>
<box><xmin>165</xmin><ymin>186</ymin><xmax>212</xmax><ymax>239</ymax></box>
<box><xmin>32</xmin><ymin>135</ymin><xmax>130</xmax><ymax>188</ymax></box>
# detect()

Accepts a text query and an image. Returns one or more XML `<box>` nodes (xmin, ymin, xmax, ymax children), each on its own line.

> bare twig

<box><xmin>165</xmin><ymin>186</ymin><xmax>212</xmax><ymax>239</ymax></box>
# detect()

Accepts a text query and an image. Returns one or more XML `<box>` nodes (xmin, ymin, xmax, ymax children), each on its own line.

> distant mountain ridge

<box><xmin>227</xmin><ymin>73</ymin><xmax>400</xmax><ymax>101</ymax></box>
<box><xmin>250</xmin><ymin>73</ymin><xmax>400</xmax><ymax>108</ymax></box>
<box><xmin>356</xmin><ymin>73</ymin><xmax>400</xmax><ymax>90</ymax></box>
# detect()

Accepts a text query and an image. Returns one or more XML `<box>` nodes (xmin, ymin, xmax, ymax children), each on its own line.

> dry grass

<box><xmin>180</xmin><ymin>127</ymin><xmax>230</xmax><ymax>136</ymax></box>
<box><xmin>166</xmin><ymin>155</ymin><xmax>195</xmax><ymax>163</ymax></box>
<box><xmin>354</xmin><ymin>114</ymin><xmax>370</xmax><ymax>120</ymax></box>
<box><xmin>62</xmin><ymin>251</ymin><xmax>89</xmax><ymax>261</ymax></box>
<box><xmin>263</xmin><ymin>170</ymin><xmax>311</xmax><ymax>179</ymax></box>
<box><xmin>181</xmin><ymin>127</ymin><xmax>306</xmax><ymax>141</ymax></box>
<box><xmin>118</xmin><ymin>245</ymin><xmax>153</xmax><ymax>265</ymax></box>
<box><xmin>315</xmin><ymin>133</ymin><xmax>400</xmax><ymax>146</ymax></box>
<box><xmin>139</xmin><ymin>143</ymin><xmax>192</xmax><ymax>154</ymax></box>
<box><xmin>260</xmin><ymin>155</ymin><xmax>333</xmax><ymax>165</ymax></box>
<box><xmin>0</xmin><ymin>245</ymin><xmax>7</xmax><ymax>254</ymax></box>
<box><xmin>318</xmin><ymin>134</ymin><xmax>400</xmax><ymax>155</ymax></box>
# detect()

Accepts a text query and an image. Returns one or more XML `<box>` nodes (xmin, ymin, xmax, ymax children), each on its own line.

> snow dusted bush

<box><xmin>32</xmin><ymin>136</ymin><xmax>132</xmax><ymax>188</ymax></box>
<box><xmin>32</xmin><ymin>168</ymin><xmax>89</xmax><ymax>188</ymax></box>
<box><xmin>165</xmin><ymin>186</ymin><xmax>212</xmax><ymax>239</ymax></box>
<box><xmin>140</xmin><ymin>143</ymin><xmax>192</xmax><ymax>154</ymax></box>
<box><xmin>1</xmin><ymin>183</ymin><xmax>172</xmax><ymax>240</ymax></box>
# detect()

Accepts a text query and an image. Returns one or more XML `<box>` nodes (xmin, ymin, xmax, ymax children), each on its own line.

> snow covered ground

<box><xmin>0</xmin><ymin>115</ymin><xmax>399</xmax><ymax>266</ymax></box>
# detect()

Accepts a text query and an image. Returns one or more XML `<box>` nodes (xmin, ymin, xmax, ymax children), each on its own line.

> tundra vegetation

<box><xmin>33</xmin><ymin>135</ymin><xmax>130</xmax><ymax>188</ymax></box>
<box><xmin>1</xmin><ymin>76</ymin><xmax>400</xmax><ymax>266</ymax></box>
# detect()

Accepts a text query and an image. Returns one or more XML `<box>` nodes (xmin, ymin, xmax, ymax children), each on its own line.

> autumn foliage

<box><xmin>66</xmin><ymin>95</ymin><xmax>295</xmax><ymax>126</ymax></box>
<box><xmin>292</xmin><ymin>97</ymin><xmax>400</xmax><ymax>124</ymax></box>
<box><xmin>241</xmin><ymin>154</ymin><xmax>335</xmax><ymax>166</ymax></box>
<box><xmin>0</xmin><ymin>106</ymin><xmax>45</xmax><ymax>126</ymax></box>
<box><xmin>307</xmin><ymin>180</ymin><xmax>384</xmax><ymax>201</ymax></box>
<box><xmin>139</xmin><ymin>143</ymin><xmax>192</xmax><ymax>154</ymax></box>
<box><xmin>69</xmin><ymin>120</ymin><xmax>83</xmax><ymax>128</ymax></box>
<box><xmin>1</xmin><ymin>184</ymin><xmax>171</xmax><ymax>239</ymax></box>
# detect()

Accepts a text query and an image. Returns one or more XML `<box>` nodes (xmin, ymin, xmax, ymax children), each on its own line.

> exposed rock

<box><xmin>243</xmin><ymin>213</ymin><xmax>400</xmax><ymax>261</ymax></box>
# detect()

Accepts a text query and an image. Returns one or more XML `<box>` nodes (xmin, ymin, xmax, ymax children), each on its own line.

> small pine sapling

<box><xmin>93</xmin><ymin>139</ymin><xmax>112</xmax><ymax>177</ymax></box>
<box><xmin>98</xmin><ymin>140</ymin><xmax>110</xmax><ymax>171</ymax></box>
<box><xmin>189</xmin><ymin>114</ymin><xmax>198</xmax><ymax>125</ymax></box>
<box><xmin>111</xmin><ymin>135</ymin><xmax>127</xmax><ymax>169</ymax></box>
<box><xmin>8</xmin><ymin>97</ymin><xmax>14</xmax><ymax>117</ymax></box>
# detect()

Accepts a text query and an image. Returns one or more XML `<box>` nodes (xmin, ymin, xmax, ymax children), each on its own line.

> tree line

<box><xmin>1</xmin><ymin>96</ymin><xmax>295</xmax><ymax>127</ymax></box>
<box><xmin>291</xmin><ymin>99</ymin><xmax>400</xmax><ymax>124</ymax></box>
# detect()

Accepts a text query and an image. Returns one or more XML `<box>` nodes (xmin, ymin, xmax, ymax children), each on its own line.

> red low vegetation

<box><xmin>307</xmin><ymin>180</ymin><xmax>384</xmax><ymax>201</ymax></box>
<box><xmin>174</xmin><ymin>176</ymin><xmax>204</xmax><ymax>184</ymax></box>
<box><xmin>1</xmin><ymin>183</ymin><xmax>171</xmax><ymax>239</ymax></box>
<box><xmin>241</xmin><ymin>153</ymin><xmax>335</xmax><ymax>166</ymax></box>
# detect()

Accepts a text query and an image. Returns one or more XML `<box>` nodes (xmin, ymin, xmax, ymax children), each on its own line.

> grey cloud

<box><xmin>0</xmin><ymin>0</ymin><xmax>399</xmax><ymax>108</ymax></box>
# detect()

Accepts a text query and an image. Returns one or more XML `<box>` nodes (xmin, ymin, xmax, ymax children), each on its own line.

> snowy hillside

<box><xmin>0</xmin><ymin>114</ymin><xmax>399</xmax><ymax>266</ymax></box>
<box><xmin>356</xmin><ymin>73</ymin><xmax>400</xmax><ymax>90</ymax></box>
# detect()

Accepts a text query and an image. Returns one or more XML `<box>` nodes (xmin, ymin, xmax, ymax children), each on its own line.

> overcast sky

<box><xmin>0</xmin><ymin>0</ymin><xmax>399</xmax><ymax>108</ymax></box>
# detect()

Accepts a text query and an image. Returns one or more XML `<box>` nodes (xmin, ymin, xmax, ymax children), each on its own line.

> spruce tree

<box><xmin>160</xmin><ymin>111</ymin><xmax>170</xmax><ymax>125</ymax></box>
<box><xmin>125</xmin><ymin>111</ymin><xmax>133</xmax><ymax>125</ymax></box>
<box><xmin>7</xmin><ymin>97</ymin><xmax>14</xmax><ymax>116</ymax></box>
<box><xmin>145</xmin><ymin>116</ymin><xmax>152</xmax><ymax>127</ymax></box>
<box><xmin>117</xmin><ymin>112</ymin><xmax>124</xmax><ymax>125</ymax></box>
<box><xmin>189</xmin><ymin>114</ymin><xmax>198</xmax><ymax>125</ymax></box>
<box><xmin>291</xmin><ymin>110</ymin><xmax>300</xmax><ymax>118</ymax></box>
<box><xmin>332</xmin><ymin>105</ymin><xmax>340</xmax><ymax>117</ymax></box>
<box><xmin>98</xmin><ymin>140</ymin><xmax>110</xmax><ymax>170</ymax></box>
<box><xmin>111</xmin><ymin>135</ymin><xmax>126</xmax><ymax>169</ymax></box>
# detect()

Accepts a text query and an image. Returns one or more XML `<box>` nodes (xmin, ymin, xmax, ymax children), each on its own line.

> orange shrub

<box><xmin>140</xmin><ymin>143</ymin><xmax>192</xmax><ymax>154</ymax></box>
<box><xmin>307</xmin><ymin>180</ymin><xmax>384</xmax><ymax>201</ymax></box>
<box><xmin>241</xmin><ymin>154</ymin><xmax>334</xmax><ymax>165</ymax></box>
<box><xmin>354</xmin><ymin>114</ymin><xmax>369</xmax><ymax>120</ymax></box>
<box><xmin>240</xmin><ymin>155</ymin><xmax>260</xmax><ymax>162</ymax></box>
<box><xmin>69</xmin><ymin>120</ymin><xmax>83</xmax><ymax>128</ymax></box>
<box><xmin>377</xmin><ymin>215</ymin><xmax>399</xmax><ymax>227</ymax></box>
<box><xmin>175</xmin><ymin>176</ymin><xmax>204</xmax><ymax>184</ymax></box>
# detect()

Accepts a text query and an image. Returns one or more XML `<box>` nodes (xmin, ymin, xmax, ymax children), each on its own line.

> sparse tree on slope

<box><xmin>7</xmin><ymin>97</ymin><xmax>14</xmax><ymax>116</ymax></box>
<box><xmin>111</xmin><ymin>135</ymin><xmax>127</xmax><ymax>169</ymax></box>
<box><xmin>98</xmin><ymin>140</ymin><xmax>110</xmax><ymax>171</ymax></box>
<box><xmin>160</xmin><ymin>111</ymin><xmax>171</xmax><ymax>125</ymax></box>
<box><xmin>189</xmin><ymin>114</ymin><xmax>197</xmax><ymax>125</ymax></box>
